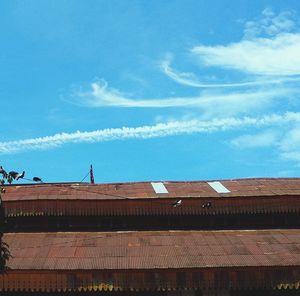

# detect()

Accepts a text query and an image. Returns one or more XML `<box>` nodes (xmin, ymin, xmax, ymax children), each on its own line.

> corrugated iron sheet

<box><xmin>4</xmin><ymin>178</ymin><xmax>300</xmax><ymax>201</ymax></box>
<box><xmin>4</xmin><ymin>195</ymin><xmax>300</xmax><ymax>217</ymax></box>
<box><xmin>1</xmin><ymin>268</ymin><xmax>300</xmax><ymax>292</ymax></box>
<box><xmin>3</xmin><ymin>229</ymin><xmax>300</xmax><ymax>270</ymax></box>
<box><xmin>3</xmin><ymin>178</ymin><xmax>300</xmax><ymax>217</ymax></box>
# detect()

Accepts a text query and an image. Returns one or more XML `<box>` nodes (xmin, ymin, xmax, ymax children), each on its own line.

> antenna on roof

<box><xmin>90</xmin><ymin>164</ymin><xmax>95</xmax><ymax>184</ymax></box>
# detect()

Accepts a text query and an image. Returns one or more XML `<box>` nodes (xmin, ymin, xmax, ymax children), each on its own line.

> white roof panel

<box><xmin>151</xmin><ymin>182</ymin><xmax>169</xmax><ymax>194</ymax></box>
<box><xmin>207</xmin><ymin>181</ymin><xmax>230</xmax><ymax>194</ymax></box>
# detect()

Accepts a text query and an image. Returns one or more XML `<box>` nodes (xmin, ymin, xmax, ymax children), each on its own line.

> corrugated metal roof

<box><xmin>4</xmin><ymin>229</ymin><xmax>300</xmax><ymax>270</ymax></box>
<box><xmin>4</xmin><ymin>194</ymin><xmax>300</xmax><ymax>217</ymax></box>
<box><xmin>3</xmin><ymin>178</ymin><xmax>300</xmax><ymax>217</ymax></box>
<box><xmin>3</xmin><ymin>178</ymin><xmax>300</xmax><ymax>202</ymax></box>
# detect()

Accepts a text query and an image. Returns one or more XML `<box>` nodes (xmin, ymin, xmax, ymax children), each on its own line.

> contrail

<box><xmin>1</xmin><ymin>112</ymin><xmax>300</xmax><ymax>154</ymax></box>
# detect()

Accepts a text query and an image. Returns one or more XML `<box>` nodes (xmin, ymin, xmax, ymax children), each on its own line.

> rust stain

<box><xmin>3</xmin><ymin>229</ymin><xmax>300</xmax><ymax>270</ymax></box>
<box><xmin>3</xmin><ymin>178</ymin><xmax>300</xmax><ymax>201</ymax></box>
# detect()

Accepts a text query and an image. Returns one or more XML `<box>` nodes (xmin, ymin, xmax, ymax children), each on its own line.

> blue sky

<box><xmin>1</xmin><ymin>0</ymin><xmax>300</xmax><ymax>183</ymax></box>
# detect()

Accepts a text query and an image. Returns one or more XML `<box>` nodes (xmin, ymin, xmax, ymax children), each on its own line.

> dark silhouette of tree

<box><xmin>0</xmin><ymin>167</ymin><xmax>24</xmax><ymax>272</ymax></box>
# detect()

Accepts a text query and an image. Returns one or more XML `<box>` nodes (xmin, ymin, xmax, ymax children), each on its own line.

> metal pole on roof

<box><xmin>90</xmin><ymin>165</ymin><xmax>95</xmax><ymax>184</ymax></box>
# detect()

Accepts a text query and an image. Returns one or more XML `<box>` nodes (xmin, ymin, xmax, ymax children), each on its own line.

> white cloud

<box><xmin>281</xmin><ymin>151</ymin><xmax>300</xmax><ymax>163</ymax></box>
<box><xmin>58</xmin><ymin>9</ymin><xmax>300</xmax><ymax>168</ymax></box>
<box><xmin>1</xmin><ymin>112</ymin><xmax>300</xmax><ymax>154</ymax></box>
<box><xmin>160</xmin><ymin>8</ymin><xmax>300</xmax><ymax>96</ymax></box>
<box><xmin>160</xmin><ymin>55</ymin><xmax>213</xmax><ymax>88</ymax></box>
<box><xmin>80</xmin><ymin>79</ymin><xmax>212</xmax><ymax>108</ymax></box>
<box><xmin>72</xmin><ymin>79</ymin><xmax>291</xmax><ymax>116</ymax></box>
<box><xmin>191</xmin><ymin>33</ymin><xmax>300</xmax><ymax>76</ymax></box>
<box><xmin>67</xmin><ymin>9</ymin><xmax>300</xmax><ymax>116</ymax></box>
<box><xmin>279</xmin><ymin>125</ymin><xmax>300</xmax><ymax>162</ymax></box>
<box><xmin>229</xmin><ymin>123</ymin><xmax>300</xmax><ymax>165</ymax></box>
<box><xmin>161</xmin><ymin>55</ymin><xmax>300</xmax><ymax>88</ymax></box>
<box><xmin>230</xmin><ymin>130</ymin><xmax>278</xmax><ymax>149</ymax></box>
<box><xmin>226</xmin><ymin>118</ymin><xmax>300</xmax><ymax>167</ymax></box>
<box><xmin>280</xmin><ymin>126</ymin><xmax>300</xmax><ymax>151</ymax></box>
<box><xmin>244</xmin><ymin>8</ymin><xmax>296</xmax><ymax>39</ymax></box>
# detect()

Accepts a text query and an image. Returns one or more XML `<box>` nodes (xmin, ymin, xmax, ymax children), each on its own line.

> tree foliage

<box><xmin>0</xmin><ymin>167</ymin><xmax>22</xmax><ymax>272</ymax></box>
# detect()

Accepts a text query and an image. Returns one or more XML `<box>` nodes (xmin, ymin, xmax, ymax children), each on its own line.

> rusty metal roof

<box><xmin>3</xmin><ymin>178</ymin><xmax>300</xmax><ymax>202</ymax></box>
<box><xmin>5</xmin><ymin>195</ymin><xmax>300</xmax><ymax>217</ymax></box>
<box><xmin>4</xmin><ymin>178</ymin><xmax>300</xmax><ymax>217</ymax></box>
<box><xmin>4</xmin><ymin>229</ymin><xmax>300</xmax><ymax>270</ymax></box>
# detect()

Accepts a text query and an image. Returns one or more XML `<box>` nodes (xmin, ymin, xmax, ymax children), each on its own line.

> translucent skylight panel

<box><xmin>207</xmin><ymin>181</ymin><xmax>230</xmax><ymax>193</ymax></box>
<box><xmin>151</xmin><ymin>182</ymin><xmax>169</xmax><ymax>194</ymax></box>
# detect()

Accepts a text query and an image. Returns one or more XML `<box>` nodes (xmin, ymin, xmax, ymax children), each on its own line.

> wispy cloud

<box><xmin>191</xmin><ymin>9</ymin><xmax>300</xmax><ymax>76</ymax></box>
<box><xmin>161</xmin><ymin>8</ymin><xmax>300</xmax><ymax>91</ymax></box>
<box><xmin>76</xmin><ymin>79</ymin><xmax>222</xmax><ymax>108</ymax></box>
<box><xmin>161</xmin><ymin>54</ymin><xmax>300</xmax><ymax>88</ymax></box>
<box><xmin>230</xmin><ymin>130</ymin><xmax>279</xmax><ymax>149</ymax></box>
<box><xmin>191</xmin><ymin>33</ymin><xmax>300</xmax><ymax>76</ymax></box>
<box><xmin>68</xmin><ymin>9</ymin><xmax>300</xmax><ymax>114</ymax></box>
<box><xmin>61</xmin><ymin>8</ymin><xmax>300</xmax><ymax>167</ymax></box>
<box><xmin>244</xmin><ymin>8</ymin><xmax>297</xmax><ymax>39</ymax></box>
<box><xmin>71</xmin><ymin>79</ymin><xmax>292</xmax><ymax>116</ymax></box>
<box><xmin>229</xmin><ymin>122</ymin><xmax>300</xmax><ymax>166</ymax></box>
<box><xmin>279</xmin><ymin>125</ymin><xmax>300</xmax><ymax>163</ymax></box>
<box><xmin>1</xmin><ymin>112</ymin><xmax>300</xmax><ymax>154</ymax></box>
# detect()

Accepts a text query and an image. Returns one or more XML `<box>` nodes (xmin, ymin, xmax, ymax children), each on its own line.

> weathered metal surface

<box><xmin>3</xmin><ymin>178</ymin><xmax>300</xmax><ymax>217</ymax></box>
<box><xmin>3</xmin><ymin>194</ymin><xmax>300</xmax><ymax>217</ymax></box>
<box><xmin>4</xmin><ymin>178</ymin><xmax>300</xmax><ymax>201</ymax></box>
<box><xmin>3</xmin><ymin>178</ymin><xmax>300</xmax><ymax>216</ymax></box>
<box><xmin>0</xmin><ymin>264</ymin><xmax>300</xmax><ymax>291</ymax></box>
<box><xmin>3</xmin><ymin>229</ymin><xmax>300</xmax><ymax>270</ymax></box>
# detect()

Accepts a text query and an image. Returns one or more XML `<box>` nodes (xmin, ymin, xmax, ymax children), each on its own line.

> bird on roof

<box><xmin>0</xmin><ymin>166</ymin><xmax>7</xmax><ymax>178</ymax></box>
<box><xmin>16</xmin><ymin>171</ymin><xmax>25</xmax><ymax>180</ymax></box>
<box><xmin>32</xmin><ymin>176</ymin><xmax>42</xmax><ymax>182</ymax></box>
<box><xmin>202</xmin><ymin>201</ymin><xmax>212</xmax><ymax>209</ymax></box>
<box><xmin>8</xmin><ymin>171</ymin><xmax>19</xmax><ymax>179</ymax></box>
<box><xmin>172</xmin><ymin>199</ymin><xmax>182</xmax><ymax>207</ymax></box>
